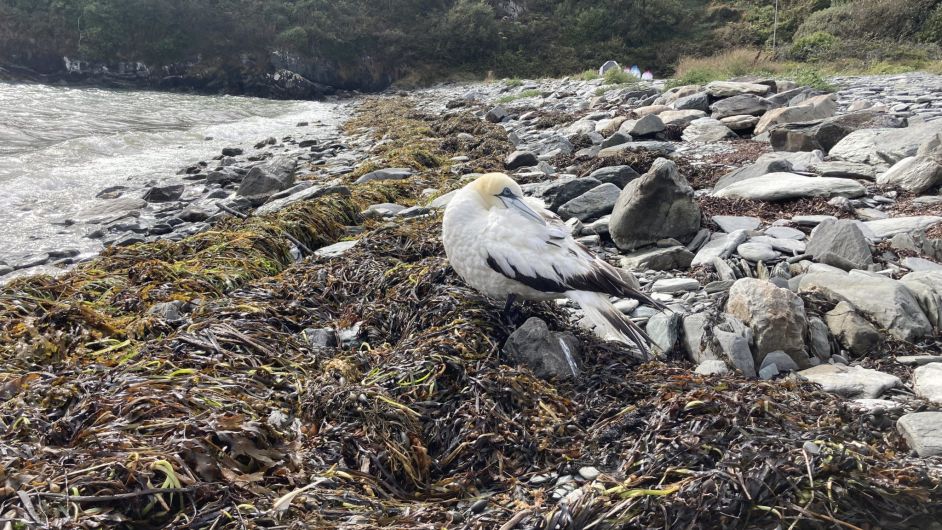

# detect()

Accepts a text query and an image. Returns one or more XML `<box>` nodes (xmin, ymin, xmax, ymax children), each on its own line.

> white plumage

<box><xmin>442</xmin><ymin>172</ymin><xmax>664</xmax><ymax>356</ymax></box>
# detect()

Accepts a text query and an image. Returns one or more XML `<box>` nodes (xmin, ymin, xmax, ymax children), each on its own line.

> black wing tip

<box><xmin>598</xmin><ymin>305</ymin><xmax>653</xmax><ymax>361</ymax></box>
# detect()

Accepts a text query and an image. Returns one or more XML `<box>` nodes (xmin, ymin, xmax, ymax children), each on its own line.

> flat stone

<box><xmin>588</xmin><ymin>165</ymin><xmax>640</xmax><ymax>188</ymax></box>
<box><xmin>255</xmin><ymin>185</ymin><xmax>351</xmax><ymax>215</ymax></box>
<box><xmin>720</xmin><ymin>115</ymin><xmax>761</xmax><ymax>130</ymax></box>
<box><xmin>658</xmin><ymin>110</ymin><xmax>707</xmax><ymax>127</ymax></box>
<box><xmin>737</xmin><ymin>242</ymin><xmax>779</xmax><ymax>262</ymax></box>
<box><xmin>714</xmin><ymin>173</ymin><xmax>866</xmax><ymax>201</ymax></box>
<box><xmin>898</xmin><ymin>355</ymin><xmax>942</xmax><ymax>365</ymax></box>
<box><xmin>620</xmin><ymin>245</ymin><xmax>694</xmax><ymax>271</ymax></box>
<box><xmin>862</xmin><ymin>216</ymin><xmax>942</xmax><ymax>240</ymax></box>
<box><xmin>877</xmin><ymin>156</ymin><xmax>942</xmax><ymax>194</ymax></box>
<box><xmin>812</xmin><ymin>161</ymin><xmax>877</xmax><ymax>180</ymax></box>
<box><xmin>691</xmin><ymin>230</ymin><xmax>749</xmax><ymax>267</ymax></box>
<box><xmin>830</xmin><ymin>120</ymin><xmax>942</xmax><ymax>170</ymax></box>
<box><xmin>705</xmin><ymin>81</ymin><xmax>770</xmax><ymax>98</ymax></box>
<box><xmin>597</xmin><ymin>141</ymin><xmax>676</xmax><ymax>158</ymax></box>
<box><xmin>712</xmin><ymin>215</ymin><xmax>760</xmax><ymax>233</ymax></box>
<box><xmin>651</xmin><ymin>278</ymin><xmax>700</xmax><ymax>293</ymax></box>
<box><xmin>799</xmin><ymin>364</ymin><xmax>901</xmax><ymax>399</ymax></box>
<box><xmin>903</xmin><ymin>257</ymin><xmax>942</xmax><ymax>272</ymax></box>
<box><xmin>681</xmin><ymin>118</ymin><xmax>737</xmax><ymax>143</ymax></box>
<box><xmin>710</xmin><ymin>94</ymin><xmax>774</xmax><ymax>119</ymax></box>
<box><xmin>898</xmin><ymin>412</ymin><xmax>942</xmax><ymax>456</ymax></box>
<box><xmin>316</xmin><ymin>240</ymin><xmax>359</xmax><ymax>258</ymax></box>
<box><xmin>763</xmin><ymin>226</ymin><xmax>805</xmax><ymax>240</ymax></box>
<box><xmin>558</xmin><ymin>183</ymin><xmax>621</xmax><ymax>222</ymax></box>
<box><xmin>793</xmin><ymin>215</ymin><xmax>837</xmax><ymax>227</ymax></box>
<box><xmin>754</xmin><ymin>94</ymin><xmax>837</xmax><ymax>135</ymax></box>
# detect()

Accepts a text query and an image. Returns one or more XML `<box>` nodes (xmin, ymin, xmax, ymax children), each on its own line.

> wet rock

<box><xmin>505</xmin><ymin>150</ymin><xmax>539</xmax><ymax>170</ymax></box>
<box><xmin>221</xmin><ymin>147</ymin><xmax>243</xmax><ymax>156</ymax></box>
<box><xmin>485</xmin><ymin>105</ymin><xmax>508</xmax><ymax>123</ymax></box>
<box><xmin>681</xmin><ymin>118</ymin><xmax>736</xmax><ymax>143</ymax></box>
<box><xmin>710</xmin><ymin>94</ymin><xmax>774</xmax><ymax>119</ymax></box>
<box><xmin>504</xmin><ymin>317</ymin><xmax>581</xmax><ymax>380</ymax></box>
<box><xmin>620</xmin><ymin>246</ymin><xmax>694</xmax><ymax>271</ymax></box>
<box><xmin>238</xmin><ymin>157</ymin><xmax>298</xmax><ymax>197</ymax></box>
<box><xmin>610</xmin><ymin>158</ymin><xmax>701</xmax><ymax>251</ymax></box>
<box><xmin>726</xmin><ymin>278</ymin><xmax>808</xmax><ymax>368</ymax></box>
<box><xmin>799</xmin><ymin>364</ymin><xmax>901</xmax><ymax>399</ymax></box>
<box><xmin>112</xmin><ymin>233</ymin><xmax>145</xmax><ymax>247</ymax></box>
<box><xmin>898</xmin><ymin>412</ymin><xmax>942</xmax><ymax>457</ymax></box>
<box><xmin>587</xmin><ymin>165</ymin><xmax>640</xmax><ymax>188</ymax></box>
<box><xmin>558</xmin><ymin>183</ymin><xmax>620</xmax><ymax>222</ymax></box>
<box><xmin>714</xmin><ymin>173</ymin><xmax>866</xmax><ymax>201</ymax></box>
<box><xmin>177</xmin><ymin>207</ymin><xmax>211</xmax><ymax>222</ymax></box>
<box><xmin>798</xmin><ymin>270</ymin><xmax>933</xmax><ymax>341</ymax></box>
<box><xmin>354</xmin><ymin>167</ymin><xmax>413</xmax><ymax>184</ymax></box>
<box><xmin>806</xmin><ymin>219</ymin><xmax>873</xmax><ymax>271</ymax></box>
<box><xmin>142</xmin><ymin>184</ymin><xmax>184</xmax><ymax>203</ymax></box>
<box><xmin>825</xmin><ymin>301</ymin><xmax>881</xmax><ymax>356</ymax></box>
<box><xmin>77</xmin><ymin>197</ymin><xmax>147</xmax><ymax>223</ymax></box>
<box><xmin>877</xmin><ymin>156</ymin><xmax>942</xmax><ymax>194</ymax></box>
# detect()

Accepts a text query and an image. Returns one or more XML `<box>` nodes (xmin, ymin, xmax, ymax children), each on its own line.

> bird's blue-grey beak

<box><xmin>497</xmin><ymin>187</ymin><xmax>546</xmax><ymax>226</ymax></box>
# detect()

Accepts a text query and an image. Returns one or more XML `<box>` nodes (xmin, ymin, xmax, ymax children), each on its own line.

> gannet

<box><xmin>442</xmin><ymin>172</ymin><xmax>664</xmax><ymax>356</ymax></box>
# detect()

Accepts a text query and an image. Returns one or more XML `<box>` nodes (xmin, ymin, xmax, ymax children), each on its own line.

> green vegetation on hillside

<box><xmin>1</xmin><ymin>0</ymin><xmax>941</xmax><ymax>89</ymax></box>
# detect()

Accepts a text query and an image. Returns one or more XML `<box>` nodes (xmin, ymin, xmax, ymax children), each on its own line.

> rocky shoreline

<box><xmin>1</xmin><ymin>71</ymin><xmax>941</xmax><ymax>527</ymax></box>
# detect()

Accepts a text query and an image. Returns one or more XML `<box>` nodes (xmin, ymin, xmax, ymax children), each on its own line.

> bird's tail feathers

<box><xmin>567</xmin><ymin>290</ymin><xmax>652</xmax><ymax>360</ymax></box>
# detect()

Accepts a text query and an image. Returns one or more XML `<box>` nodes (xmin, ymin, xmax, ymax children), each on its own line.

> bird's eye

<box><xmin>496</xmin><ymin>187</ymin><xmax>513</xmax><ymax>198</ymax></box>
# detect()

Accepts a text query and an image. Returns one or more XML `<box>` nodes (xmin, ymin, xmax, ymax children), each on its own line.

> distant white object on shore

<box><xmin>599</xmin><ymin>60</ymin><xmax>620</xmax><ymax>76</ymax></box>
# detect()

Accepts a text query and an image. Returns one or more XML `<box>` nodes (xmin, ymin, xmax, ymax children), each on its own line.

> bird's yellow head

<box><xmin>467</xmin><ymin>172</ymin><xmax>545</xmax><ymax>225</ymax></box>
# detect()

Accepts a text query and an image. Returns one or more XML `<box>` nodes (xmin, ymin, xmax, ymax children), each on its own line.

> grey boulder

<box><xmin>504</xmin><ymin>317</ymin><xmax>581</xmax><ymax>380</ymax></box>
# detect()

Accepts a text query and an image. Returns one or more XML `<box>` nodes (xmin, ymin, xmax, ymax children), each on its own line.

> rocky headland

<box><xmin>1</xmin><ymin>71</ymin><xmax>942</xmax><ymax>528</ymax></box>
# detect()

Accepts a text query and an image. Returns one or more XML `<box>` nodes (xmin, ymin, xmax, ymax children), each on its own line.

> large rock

<box><xmin>238</xmin><ymin>157</ymin><xmax>298</xmax><ymax>197</ymax></box>
<box><xmin>726</xmin><ymin>278</ymin><xmax>808</xmax><ymax>367</ymax></box>
<box><xmin>713</xmin><ymin>173</ymin><xmax>866</xmax><ymax>201</ymax></box>
<box><xmin>913</xmin><ymin>363</ymin><xmax>942</xmax><ymax>404</ymax></box>
<box><xmin>898</xmin><ymin>412</ymin><xmax>942</xmax><ymax>457</ymax></box>
<box><xmin>77</xmin><ymin>197</ymin><xmax>147</xmax><ymax>223</ymax></box>
<box><xmin>557</xmin><ymin>183</ymin><xmax>621</xmax><ymax>222</ymax></box>
<box><xmin>769</xmin><ymin>110</ymin><xmax>905</xmax><ymax>154</ymax></box>
<box><xmin>709</xmin><ymin>94</ymin><xmax>774</xmax><ymax>119</ymax></box>
<box><xmin>142</xmin><ymin>184</ymin><xmax>184</xmax><ymax>203</ymax></box>
<box><xmin>798</xmin><ymin>270</ymin><xmax>933</xmax><ymax>341</ymax></box>
<box><xmin>705</xmin><ymin>81</ymin><xmax>770</xmax><ymax>98</ymax></box>
<box><xmin>714</xmin><ymin>154</ymin><xmax>794</xmax><ymax>192</ymax></box>
<box><xmin>825</xmin><ymin>301</ymin><xmax>881</xmax><ymax>356</ymax></box>
<box><xmin>504</xmin><ymin>318</ymin><xmax>581</xmax><ymax>380</ymax></box>
<box><xmin>877</xmin><ymin>156</ymin><xmax>942</xmax><ymax>194</ymax></box>
<box><xmin>799</xmin><ymin>364</ymin><xmax>900</xmax><ymax>399</ymax></box>
<box><xmin>681</xmin><ymin>118</ymin><xmax>737</xmax><ymax>143</ymax></box>
<box><xmin>754</xmin><ymin>94</ymin><xmax>837</xmax><ymax>135</ymax></box>
<box><xmin>610</xmin><ymin>158</ymin><xmax>701</xmax><ymax>251</ymax></box>
<box><xmin>805</xmin><ymin>219</ymin><xmax>873</xmax><ymax>271</ymax></box>
<box><xmin>830</xmin><ymin>120</ymin><xmax>942</xmax><ymax>170</ymax></box>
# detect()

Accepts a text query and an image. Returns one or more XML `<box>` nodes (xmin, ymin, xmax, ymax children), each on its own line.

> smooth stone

<box><xmin>914</xmin><ymin>363</ymin><xmax>942</xmax><ymax>403</ymax></box>
<box><xmin>651</xmin><ymin>278</ymin><xmax>700</xmax><ymax>294</ymax></box>
<box><xmin>620</xmin><ymin>246</ymin><xmax>694</xmax><ymax>271</ymax></box>
<box><xmin>862</xmin><ymin>216</ymin><xmax>942</xmax><ymax>240</ymax></box>
<box><xmin>713</xmin><ymin>215</ymin><xmax>760</xmax><ymax>233</ymax></box>
<box><xmin>763</xmin><ymin>226</ymin><xmax>805</xmax><ymax>240</ymax></box>
<box><xmin>695</xmin><ymin>359</ymin><xmax>730</xmax><ymax>375</ymax></box>
<box><xmin>714</xmin><ymin>173</ymin><xmax>866</xmax><ymax>201</ymax></box>
<box><xmin>681</xmin><ymin>118</ymin><xmax>737</xmax><ymax>143</ymax></box>
<box><xmin>316</xmin><ymin>240</ymin><xmax>359</xmax><ymax>258</ymax></box>
<box><xmin>737</xmin><ymin>242</ymin><xmax>779</xmax><ymax>262</ymax></box>
<box><xmin>897</xmin><ymin>412</ymin><xmax>942</xmax><ymax>456</ymax></box>
<box><xmin>557</xmin><ymin>183</ymin><xmax>621</xmax><ymax>222</ymax></box>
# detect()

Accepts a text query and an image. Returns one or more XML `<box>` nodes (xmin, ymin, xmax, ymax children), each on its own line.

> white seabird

<box><xmin>442</xmin><ymin>172</ymin><xmax>665</xmax><ymax>356</ymax></box>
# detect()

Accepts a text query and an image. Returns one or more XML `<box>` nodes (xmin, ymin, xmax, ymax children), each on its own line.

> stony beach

<box><xmin>1</xmin><ymin>71</ymin><xmax>941</xmax><ymax>528</ymax></box>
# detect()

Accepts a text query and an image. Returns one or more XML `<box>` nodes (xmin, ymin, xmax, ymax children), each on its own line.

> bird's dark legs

<box><xmin>500</xmin><ymin>294</ymin><xmax>518</xmax><ymax>325</ymax></box>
